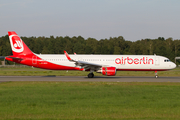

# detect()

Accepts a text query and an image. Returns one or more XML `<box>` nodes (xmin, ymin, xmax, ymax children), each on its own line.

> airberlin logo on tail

<box><xmin>13</xmin><ymin>40</ymin><xmax>22</xmax><ymax>48</ymax></box>
<box><xmin>115</xmin><ymin>57</ymin><xmax>154</xmax><ymax>65</ymax></box>
<box><xmin>9</xmin><ymin>35</ymin><xmax>24</xmax><ymax>53</ymax></box>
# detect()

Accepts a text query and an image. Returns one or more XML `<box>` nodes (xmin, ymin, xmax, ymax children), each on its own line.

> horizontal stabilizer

<box><xmin>5</xmin><ymin>56</ymin><xmax>23</xmax><ymax>60</ymax></box>
<box><xmin>0</xmin><ymin>56</ymin><xmax>5</xmax><ymax>59</ymax></box>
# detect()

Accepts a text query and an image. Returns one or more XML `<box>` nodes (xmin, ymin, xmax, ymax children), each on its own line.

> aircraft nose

<box><xmin>171</xmin><ymin>62</ymin><xmax>176</xmax><ymax>69</ymax></box>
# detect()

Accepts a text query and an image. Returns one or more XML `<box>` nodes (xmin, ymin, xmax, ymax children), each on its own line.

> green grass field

<box><xmin>0</xmin><ymin>82</ymin><xmax>180</xmax><ymax>120</ymax></box>
<box><xmin>0</xmin><ymin>66</ymin><xmax>180</xmax><ymax>76</ymax></box>
<box><xmin>0</xmin><ymin>66</ymin><xmax>180</xmax><ymax>119</ymax></box>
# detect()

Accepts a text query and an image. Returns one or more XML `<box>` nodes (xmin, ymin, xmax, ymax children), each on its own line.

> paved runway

<box><xmin>0</xmin><ymin>76</ymin><xmax>180</xmax><ymax>82</ymax></box>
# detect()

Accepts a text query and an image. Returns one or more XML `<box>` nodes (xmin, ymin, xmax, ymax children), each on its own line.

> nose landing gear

<box><xmin>155</xmin><ymin>71</ymin><xmax>158</xmax><ymax>78</ymax></box>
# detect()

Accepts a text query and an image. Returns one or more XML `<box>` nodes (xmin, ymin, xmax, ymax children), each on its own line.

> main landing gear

<box><xmin>88</xmin><ymin>73</ymin><xmax>94</xmax><ymax>78</ymax></box>
<box><xmin>155</xmin><ymin>71</ymin><xmax>158</xmax><ymax>78</ymax></box>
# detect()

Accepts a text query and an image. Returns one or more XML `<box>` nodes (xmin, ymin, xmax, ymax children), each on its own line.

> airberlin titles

<box><xmin>115</xmin><ymin>57</ymin><xmax>154</xmax><ymax>65</ymax></box>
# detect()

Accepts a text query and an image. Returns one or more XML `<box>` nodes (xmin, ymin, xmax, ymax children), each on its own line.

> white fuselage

<box><xmin>36</xmin><ymin>54</ymin><xmax>176</xmax><ymax>71</ymax></box>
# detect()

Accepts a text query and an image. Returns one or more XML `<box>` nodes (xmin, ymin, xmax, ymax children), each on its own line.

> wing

<box><xmin>64</xmin><ymin>51</ymin><xmax>102</xmax><ymax>71</ymax></box>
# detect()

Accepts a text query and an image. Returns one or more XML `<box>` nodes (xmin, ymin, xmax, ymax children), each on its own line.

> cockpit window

<box><xmin>164</xmin><ymin>59</ymin><xmax>171</xmax><ymax>62</ymax></box>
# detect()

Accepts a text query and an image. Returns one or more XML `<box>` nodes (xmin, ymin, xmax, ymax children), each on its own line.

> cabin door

<box><xmin>155</xmin><ymin>57</ymin><xmax>159</xmax><ymax>65</ymax></box>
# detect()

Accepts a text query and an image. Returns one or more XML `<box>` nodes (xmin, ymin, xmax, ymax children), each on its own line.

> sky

<box><xmin>1</xmin><ymin>0</ymin><xmax>180</xmax><ymax>41</ymax></box>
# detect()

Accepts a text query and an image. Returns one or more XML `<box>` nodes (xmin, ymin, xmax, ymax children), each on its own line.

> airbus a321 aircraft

<box><xmin>5</xmin><ymin>31</ymin><xmax>176</xmax><ymax>78</ymax></box>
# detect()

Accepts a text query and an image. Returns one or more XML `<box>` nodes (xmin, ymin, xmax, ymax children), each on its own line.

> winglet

<box><xmin>64</xmin><ymin>51</ymin><xmax>72</xmax><ymax>61</ymax></box>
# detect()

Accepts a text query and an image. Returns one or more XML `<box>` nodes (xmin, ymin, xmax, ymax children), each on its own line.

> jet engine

<box><xmin>101</xmin><ymin>67</ymin><xmax>116</xmax><ymax>76</ymax></box>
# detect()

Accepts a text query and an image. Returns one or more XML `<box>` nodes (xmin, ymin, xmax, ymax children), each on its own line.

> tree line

<box><xmin>0</xmin><ymin>35</ymin><xmax>180</xmax><ymax>64</ymax></box>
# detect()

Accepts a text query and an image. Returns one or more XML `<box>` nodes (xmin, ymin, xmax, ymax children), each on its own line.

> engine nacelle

<box><xmin>101</xmin><ymin>67</ymin><xmax>116</xmax><ymax>76</ymax></box>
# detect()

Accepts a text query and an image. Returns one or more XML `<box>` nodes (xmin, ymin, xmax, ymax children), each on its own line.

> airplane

<box><xmin>5</xmin><ymin>31</ymin><xmax>176</xmax><ymax>78</ymax></box>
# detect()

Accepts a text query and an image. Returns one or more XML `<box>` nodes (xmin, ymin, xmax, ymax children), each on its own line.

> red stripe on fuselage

<box><xmin>116</xmin><ymin>69</ymin><xmax>169</xmax><ymax>71</ymax></box>
<box><xmin>6</xmin><ymin>55</ymin><xmax>84</xmax><ymax>71</ymax></box>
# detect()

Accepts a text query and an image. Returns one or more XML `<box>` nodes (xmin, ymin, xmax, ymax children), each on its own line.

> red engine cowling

<box><xmin>102</xmin><ymin>67</ymin><xmax>116</xmax><ymax>76</ymax></box>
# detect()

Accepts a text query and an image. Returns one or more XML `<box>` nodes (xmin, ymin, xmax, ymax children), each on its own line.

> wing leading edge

<box><xmin>64</xmin><ymin>51</ymin><xmax>102</xmax><ymax>71</ymax></box>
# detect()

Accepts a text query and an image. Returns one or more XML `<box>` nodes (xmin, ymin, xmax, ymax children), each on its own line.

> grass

<box><xmin>0</xmin><ymin>66</ymin><xmax>180</xmax><ymax>76</ymax></box>
<box><xmin>0</xmin><ymin>82</ymin><xmax>180</xmax><ymax>120</ymax></box>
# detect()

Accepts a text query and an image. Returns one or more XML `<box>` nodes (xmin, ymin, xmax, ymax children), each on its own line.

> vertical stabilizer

<box><xmin>8</xmin><ymin>31</ymin><xmax>33</xmax><ymax>56</ymax></box>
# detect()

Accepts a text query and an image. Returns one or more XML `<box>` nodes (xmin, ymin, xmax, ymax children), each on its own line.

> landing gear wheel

<box><xmin>88</xmin><ymin>73</ymin><xmax>94</xmax><ymax>78</ymax></box>
<box><xmin>155</xmin><ymin>75</ymin><xmax>158</xmax><ymax>78</ymax></box>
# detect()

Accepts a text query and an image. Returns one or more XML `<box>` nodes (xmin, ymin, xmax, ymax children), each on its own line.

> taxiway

<box><xmin>0</xmin><ymin>76</ymin><xmax>179</xmax><ymax>82</ymax></box>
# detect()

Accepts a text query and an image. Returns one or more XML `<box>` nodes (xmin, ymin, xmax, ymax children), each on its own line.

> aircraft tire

<box><xmin>155</xmin><ymin>75</ymin><xmax>158</xmax><ymax>78</ymax></box>
<box><xmin>88</xmin><ymin>73</ymin><xmax>94</xmax><ymax>78</ymax></box>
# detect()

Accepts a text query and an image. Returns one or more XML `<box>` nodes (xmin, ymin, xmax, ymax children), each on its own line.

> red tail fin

<box><xmin>8</xmin><ymin>31</ymin><xmax>33</xmax><ymax>56</ymax></box>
